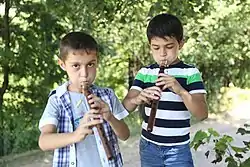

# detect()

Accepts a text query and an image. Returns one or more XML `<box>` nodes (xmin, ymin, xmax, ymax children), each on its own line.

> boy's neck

<box><xmin>68</xmin><ymin>84</ymin><xmax>81</xmax><ymax>93</ymax></box>
<box><xmin>170</xmin><ymin>58</ymin><xmax>180</xmax><ymax>66</ymax></box>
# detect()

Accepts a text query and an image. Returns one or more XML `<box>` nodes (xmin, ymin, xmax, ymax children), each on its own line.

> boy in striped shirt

<box><xmin>123</xmin><ymin>13</ymin><xmax>208</xmax><ymax>167</ymax></box>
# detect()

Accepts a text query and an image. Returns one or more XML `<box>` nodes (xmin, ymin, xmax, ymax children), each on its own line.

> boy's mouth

<box><xmin>159</xmin><ymin>60</ymin><xmax>168</xmax><ymax>66</ymax></box>
<box><xmin>80</xmin><ymin>81</ymin><xmax>89</xmax><ymax>87</ymax></box>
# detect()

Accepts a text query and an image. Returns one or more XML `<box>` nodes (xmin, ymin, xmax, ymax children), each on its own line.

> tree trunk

<box><xmin>0</xmin><ymin>0</ymin><xmax>10</xmax><ymax>156</ymax></box>
<box><xmin>128</xmin><ymin>55</ymin><xmax>134</xmax><ymax>89</ymax></box>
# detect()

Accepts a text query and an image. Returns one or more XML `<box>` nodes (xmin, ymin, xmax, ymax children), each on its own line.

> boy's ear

<box><xmin>179</xmin><ymin>39</ymin><xmax>184</xmax><ymax>50</ymax></box>
<box><xmin>58</xmin><ymin>59</ymin><xmax>66</xmax><ymax>71</ymax></box>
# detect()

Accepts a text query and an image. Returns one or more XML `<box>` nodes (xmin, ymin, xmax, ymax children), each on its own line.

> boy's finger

<box><xmin>156</xmin><ymin>77</ymin><xmax>165</xmax><ymax>82</ymax></box>
<box><xmin>156</xmin><ymin>77</ymin><xmax>173</xmax><ymax>83</ymax></box>
<box><xmin>87</xmin><ymin>113</ymin><xmax>102</xmax><ymax>120</ymax></box>
<box><xmin>162</xmin><ymin>85</ymin><xmax>169</xmax><ymax>91</ymax></box>
<box><xmin>145</xmin><ymin>98</ymin><xmax>152</xmax><ymax>105</ymax></box>
<box><xmin>87</xmin><ymin>94</ymin><xmax>95</xmax><ymax>99</ymax></box>
<box><xmin>142</xmin><ymin>89</ymin><xmax>161</xmax><ymax>97</ymax></box>
<box><xmin>86</xmin><ymin>119</ymin><xmax>103</xmax><ymax>127</ymax></box>
<box><xmin>90</xmin><ymin>101</ymin><xmax>104</xmax><ymax>109</ymax></box>
<box><xmin>88</xmin><ymin>94</ymin><xmax>101</xmax><ymax>102</ymax></box>
<box><xmin>139</xmin><ymin>96</ymin><xmax>150</xmax><ymax>104</ymax></box>
<box><xmin>89</xmin><ymin>109</ymin><xmax>100</xmax><ymax>114</ymax></box>
<box><xmin>90</xmin><ymin>103</ymin><xmax>99</xmax><ymax>109</ymax></box>
<box><xmin>155</xmin><ymin>81</ymin><xmax>166</xmax><ymax>86</ymax></box>
<box><xmin>158</xmin><ymin>73</ymin><xmax>169</xmax><ymax>77</ymax></box>
<box><xmin>141</xmin><ymin>93</ymin><xmax>159</xmax><ymax>102</ymax></box>
<box><xmin>83</xmin><ymin>128</ymin><xmax>93</xmax><ymax>135</ymax></box>
<box><xmin>88</xmin><ymin>97</ymin><xmax>97</xmax><ymax>104</ymax></box>
<box><xmin>88</xmin><ymin>98</ymin><xmax>103</xmax><ymax>107</ymax></box>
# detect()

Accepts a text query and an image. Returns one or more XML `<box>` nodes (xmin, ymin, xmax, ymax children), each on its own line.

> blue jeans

<box><xmin>140</xmin><ymin>138</ymin><xmax>194</xmax><ymax>167</ymax></box>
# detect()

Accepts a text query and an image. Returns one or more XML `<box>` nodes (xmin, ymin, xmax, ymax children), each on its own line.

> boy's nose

<box><xmin>80</xmin><ymin>66</ymin><xmax>88</xmax><ymax>77</ymax></box>
<box><xmin>160</xmin><ymin>48</ymin><xmax>167</xmax><ymax>56</ymax></box>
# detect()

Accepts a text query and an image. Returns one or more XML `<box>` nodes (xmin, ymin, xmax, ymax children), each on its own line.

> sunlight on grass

<box><xmin>218</xmin><ymin>86</ymin><xmax>250</xmax><ymax>119</ymax></box>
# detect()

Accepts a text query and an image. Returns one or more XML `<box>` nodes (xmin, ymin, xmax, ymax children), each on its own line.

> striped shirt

<box><xmin>131</xmin><ymin>61</ymin><xmax>206</xmax><ymax>146</ymax></box>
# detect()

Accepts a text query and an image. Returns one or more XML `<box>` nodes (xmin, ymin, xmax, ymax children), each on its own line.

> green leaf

<box><xmin>225</xmin><ymin>156</ymin><xmax>238</xmax><ymax>167</ymax></box>
<box><xmin>237</xmin><ymin>128</ymin><xmax>247</xmax><ymax>135</ymax></box>
<box><xmin>222</xmin><ymin>135</ymin><xmax>234</xmax><ymax>143</ymax></box>
<box><xmin>212</xmin><ymin>153</ymin><xmax>223</xmax><ymax>164</ymax></box>
<box><xmin>236</xmin><ymin>128</ymin><xmax>250</xmax><ymax>135</ymax></box>
<box><xmin>235</xmin><ymin>153</ymin><xmax>243</xmax><ymax>159</ymax></box>
<box><xmin>215</xmin><ymin>143</ymin><xmax>227</xmax><ymax>154</ymax></box>
<box><xmin>240</xmin><ymin>157</ymin><xmax>250</xmax><ymax>167</ymax></box>
<box><xmin>228</xmin><ymin>161</ymin><xmax>238</xmax><ymax>167</ymax></box>
<box><xmin>190</xmin><ymin>130</ymin><xmax>208</xmax><ymax>150</ymax></box>
<box><xmin>231</xmin><ymin>146</ymin><xmax>247</xmax><ymax>153</ymax></box>
<box><xmin>243</xmin><ymin>141</ymin><xmax>250</xmax><ymax>148</ymax></box>
<box><xmin>243</xmin><ymin>124</ymin><xmax>250</xmax><ymax>128</ymax></box>
<box><xmin>208</xmin><ymin>128</ymin><xmax>220</xmax><ymax>137</ymax></box>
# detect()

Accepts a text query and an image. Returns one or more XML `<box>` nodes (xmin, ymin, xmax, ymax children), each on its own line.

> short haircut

<box><xmin>147</xmin><ymin>13</ymin><xmax>183</xmax><ymax>43</ymax></box>
<box><xmin>59</xmin><ymin>31</ymin><xmax>98</xmax><ymax>60</ymax></box>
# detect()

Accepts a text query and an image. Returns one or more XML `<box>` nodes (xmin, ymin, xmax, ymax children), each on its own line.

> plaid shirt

<box><xmin>46</xmin><ymin>82</ymin><xmax>123</xmax><ymax>167</ymax></box>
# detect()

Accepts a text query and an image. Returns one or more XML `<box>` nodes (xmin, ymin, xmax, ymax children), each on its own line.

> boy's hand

<box><xmin>156</xmin><ymin>73</ymin><xmax>185</xmax><ymax>95</ymax></box>
<box><xmin>73</xmin><ymin>109</ymin><xmax>103</xmax><ymax>143</ymax></box>
<box><xmin>88</xmin><ymin>94</ymin><xmax>113</xmax><ymax>122</ymax></box>
<box><xmin>134</xmin><ymin>86</ymin><xmax>162</xmax><ymax>105</ymax></box>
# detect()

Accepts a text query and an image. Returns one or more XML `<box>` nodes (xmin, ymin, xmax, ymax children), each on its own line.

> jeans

<box><xmin>140</xmin><ymin>138</ymin><xmax>194</xmax><ymax>167</ymax></box>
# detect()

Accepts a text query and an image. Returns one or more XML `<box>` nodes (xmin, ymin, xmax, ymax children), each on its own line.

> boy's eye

<box><xmin>166</xmin><ymin>45</ymin><xmax>174</xmax><ymax>49</ymax></box>
<box><xmin>72</xmin><ymin>64</ymin><xmax>80</xmax><ymax>68</ymax></box>
<box><xmin>152</xmin><ymin>47</ymin><xmax>160</xmax><ymax>50</ymax></box>
<box><xmin>87</xmin><ymin>63</ymin><xmax>95</xmax><ymax>67</ymax></box>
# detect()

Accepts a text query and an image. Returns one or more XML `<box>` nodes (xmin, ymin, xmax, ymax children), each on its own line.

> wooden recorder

<box><xmin>147</xmin><ymin>62</ymin><xmax>167</xmax><ymax>132</ymax></box>
<box><xmin>81</xmin><ymin>85</ymin><xmax>113</xmax><ymax>160</ymax></box>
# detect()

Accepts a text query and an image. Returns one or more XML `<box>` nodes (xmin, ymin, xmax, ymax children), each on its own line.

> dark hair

<box><xmin>146</xmin><ymin>13</ymin><xmax>183</xmax><ymax>43</ymax></box>
<box><xmin>59</xmin><ymin>31</ymin><xmax>98</xmax><ymax>60</ymax></box>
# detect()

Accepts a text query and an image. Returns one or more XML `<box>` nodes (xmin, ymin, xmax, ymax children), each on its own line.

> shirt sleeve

<box><xmin>130</xmin><ymin>68</ymin><xmax>145</xmax><ymax>91</ymax></box>
<box><xmin>186</xmin><ymin>68</ymin><xmax>207</xmax><ymax>94</ymax></box>
<box><xmin>108</xmin><ymin>89</ymin><xmax>129</xmax><ymax>120</ymax></box>
<box><xmin>38</xmin><ymin>94</ymin><xmax>60</xmax><ymax>130</ymax></box>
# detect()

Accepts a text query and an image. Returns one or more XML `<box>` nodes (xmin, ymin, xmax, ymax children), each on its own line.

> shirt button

<box><xmin>71</xmin><ymin>162</ymin><xmax>75</xmax><ymax>165</ymax></box>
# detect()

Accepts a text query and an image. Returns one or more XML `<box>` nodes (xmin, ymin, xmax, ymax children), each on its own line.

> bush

<box><xmin>191</xmin><ymin>125</ymin><xmax>250</xmax><ymax>167</ymax></box>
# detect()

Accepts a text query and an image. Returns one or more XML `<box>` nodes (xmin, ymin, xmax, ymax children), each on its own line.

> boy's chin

<box><xmin>156</xmin><ymin>61</ymin><xmax>168</xmax><ymax>66</ymax></box>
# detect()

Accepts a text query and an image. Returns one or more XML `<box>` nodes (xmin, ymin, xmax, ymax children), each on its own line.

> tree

<box><xmin>0</xmin><ymin>0</ymin><xmax>10</xmax><ymax>156</ymax></box>
<box><xmin>0</xmin><ymin>0</ymin><xmax>66</xmax><ymax>155</ymax></box>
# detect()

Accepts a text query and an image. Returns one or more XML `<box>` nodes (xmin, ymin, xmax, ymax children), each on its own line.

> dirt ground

<box><xmin>1</xmin><ymin>112</ymin><xmax>250</xmax><ymax>167</ymax></box>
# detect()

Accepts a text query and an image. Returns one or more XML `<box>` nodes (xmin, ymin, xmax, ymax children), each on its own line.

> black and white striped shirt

<box><xmin>131</xmin><ymin>61</ymin><xmax>206</xmax><ymax>146</ymax></box>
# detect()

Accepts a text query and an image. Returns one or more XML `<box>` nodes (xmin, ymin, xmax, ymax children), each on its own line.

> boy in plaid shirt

<box><xmin>38</xmin><ymin>32</ymin><xmax>130</xmax><ymax>167</ymax></box>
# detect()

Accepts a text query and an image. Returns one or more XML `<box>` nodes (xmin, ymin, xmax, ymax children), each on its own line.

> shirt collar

<box><xmin>55</xmin><ymin>81</ymin><xmax>97</xmax><ymax>97</ymax></box>
<box><xmin>152</xmin><ymin>60</ymin><xmax>183</xmax><ymax>68</ymax></box>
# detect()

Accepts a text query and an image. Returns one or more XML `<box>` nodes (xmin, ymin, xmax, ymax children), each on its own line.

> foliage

<box><xmin>191</xmin><ymin>125</ymin><xmax>250</xmax><ymax>167</ymax></box>
<box><xmin>0</xmin><ymin>0</ymin><xmax>67</xmax><ymax>155</ymax></box>
<box><xmin>217</xmin><ymin>86</ymin><xmax>250</xmax><ymax>113</ymax></box>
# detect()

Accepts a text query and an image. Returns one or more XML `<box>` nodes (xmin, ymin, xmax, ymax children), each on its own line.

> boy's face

<box><xmin>58</xmin><ymin>50</ymin><xmax>97</xmax><ymax>91</ymax></box>
<box><xmin>150</xmin><ymin>36</ymin><xmax>183</xmax><ymax>66</ymax></box>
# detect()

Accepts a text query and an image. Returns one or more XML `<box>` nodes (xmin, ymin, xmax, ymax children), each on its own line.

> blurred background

<box><xmin>0</xmin><ymin>0</ymin><xmax>250</xmax><ymax>166</ymax></box>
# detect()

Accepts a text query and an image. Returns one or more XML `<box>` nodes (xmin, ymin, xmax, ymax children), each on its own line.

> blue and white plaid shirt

<box><xmin>39</xmin><ymin>82</ymin><xmax>128</xmax><ymax>167</ymax></box>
